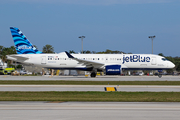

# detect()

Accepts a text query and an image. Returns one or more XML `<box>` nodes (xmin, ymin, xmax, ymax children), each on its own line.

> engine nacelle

<box><xmin>158</xmin><ymin>70</ymin><xmax>163</xmax><ymax>73</ymax></box>
<box><xmin>105</xmin><ymin>65</ymin><xmax>121</xmax><ymax>75</ymax></box>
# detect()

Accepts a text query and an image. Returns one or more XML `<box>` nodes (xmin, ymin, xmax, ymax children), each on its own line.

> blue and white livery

<box><xmin>7</xmin><ymin>27</ymin><xmax>175</xmax><ymax>77</ymax></box>
<box><xmin>10</xmin><ymin>27</ymin><xmax>42</xmax><ymax>54</ymax></box>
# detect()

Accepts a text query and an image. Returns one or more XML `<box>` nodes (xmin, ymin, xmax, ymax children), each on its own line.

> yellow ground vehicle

<box><xmin>0</xmin><ymin>68</ymin><xmax>15</xmax><ymax>75</ymax></box>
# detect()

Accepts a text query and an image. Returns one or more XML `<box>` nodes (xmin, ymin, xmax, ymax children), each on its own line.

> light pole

<box><xmin>79</xmin><ymin>36</ymin><xmax>85</xmax><ymax>54</ymax></box>
<box><xmin>148</xmin><ymin>35</ymin><xmax>155</xmax><ymax>54</ymax></box>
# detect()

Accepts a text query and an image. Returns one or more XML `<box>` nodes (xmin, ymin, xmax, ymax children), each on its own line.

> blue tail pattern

<box><xmin>10</xmin><ymin>27</ymin><xmax>42</xmax><ymax>54</ymax></box>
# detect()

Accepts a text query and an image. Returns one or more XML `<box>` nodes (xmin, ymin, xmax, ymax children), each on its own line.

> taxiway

<box><xmin>0</xmin><ymin>75</ymin><xmax>180</xmax><ymax>81</ymax></box>
<box><xmin>0</xmin><ymin>85</ymin><xmax>180</xmax><ymax>92</ymax></box>
<box><xmin>1</xmin><ymin>102</ymin><xmax>180</xmax><ymax>120</ymax></box>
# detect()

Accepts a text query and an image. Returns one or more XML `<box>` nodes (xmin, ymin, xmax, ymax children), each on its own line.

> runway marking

<box><xmin>104</xmin><ymin>87</ymin><xmax>117</xmax><ymax>91</ymax></box>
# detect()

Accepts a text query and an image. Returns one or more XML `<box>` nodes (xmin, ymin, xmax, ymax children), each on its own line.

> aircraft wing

<box><xmin>65</xmin><ymin>51</ymin><xmax>104</xmax><ymax>68</ymax></box>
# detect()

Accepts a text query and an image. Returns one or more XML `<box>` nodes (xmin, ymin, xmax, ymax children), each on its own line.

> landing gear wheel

<box><xmin>158</xmin><ymin>74</ymin><xmax>162</xmax><ymax>78</ymax></box>
<box><xmin>90</xmin><ymin>72</ymin><xmax>96</xmax><ymax>78</ymax></box>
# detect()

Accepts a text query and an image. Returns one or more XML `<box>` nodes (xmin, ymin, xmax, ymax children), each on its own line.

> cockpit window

<box><xmin>162</xmin><ymin>58</ymin><xmax>168</xmax><ymax>61</ymax></box>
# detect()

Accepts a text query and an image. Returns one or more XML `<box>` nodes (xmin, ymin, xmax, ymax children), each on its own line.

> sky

<box><xmin>0</xmin><ymin>0</ymin><xmax>180</xmax><ymax>56</ymax></box>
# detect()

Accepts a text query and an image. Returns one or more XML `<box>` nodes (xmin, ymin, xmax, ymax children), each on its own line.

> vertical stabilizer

<box><xmin>10</xmin><ymin>27</ymin><xmax>42</xmax><ymax>54</ymax></box>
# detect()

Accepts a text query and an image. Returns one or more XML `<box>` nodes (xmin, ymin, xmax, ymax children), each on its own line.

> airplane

<box><xmin>6</xmin><ymin>27</ymin><xmax>175</xmax><ymax>78</ymax></box>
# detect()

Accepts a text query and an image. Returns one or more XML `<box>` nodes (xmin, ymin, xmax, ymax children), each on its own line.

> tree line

<box><xmin>69</xmin><ymin>49</ymin><xmax>130</xmax><ymax>54</ymax></box>
<box><xmin>0</xmin><ymin>45</ymin><xmax>180</xmax><ymax>72</ymax></box>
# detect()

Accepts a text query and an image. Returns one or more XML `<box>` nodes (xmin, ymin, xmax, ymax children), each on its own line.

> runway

<box><xmin>1</xmin><ymin>85</ymin><xmax>180</xmax><ymax>92</ymax></box>
<box><xmin>0</xmin><ymin>75</ymin><xmax>180</xmax><ymax>81</ymax></box>
<box><xmin>1</xmin><ymin>102</ymin><xmax>180</xmax><ymax>120</ymax></box>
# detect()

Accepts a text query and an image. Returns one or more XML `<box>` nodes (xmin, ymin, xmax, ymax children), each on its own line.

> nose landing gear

<box><xmin>157</xmin><ymin>70</ymin><xmax>163</xmax><ymax>78</ymax></box>
<box><xmin>158</xmin><ymin>74</ymin><xmax>162</xmax><ymax>78</ymax></box>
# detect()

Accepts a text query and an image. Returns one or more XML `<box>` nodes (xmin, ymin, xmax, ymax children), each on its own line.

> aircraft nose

<box><xmin>169</xmin><ymin>62</ymin><xmax>175</xmax><ymax>68</ymax></box>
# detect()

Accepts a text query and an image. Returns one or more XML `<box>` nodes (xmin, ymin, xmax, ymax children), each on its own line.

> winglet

<box><xmin>65</xmin><ymin>51</ymin><xmax>74</xmax><ymax>58</ymax></box>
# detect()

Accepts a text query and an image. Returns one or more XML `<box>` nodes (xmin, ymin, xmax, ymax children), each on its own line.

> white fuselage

<box><xmin>7</xmin><ymin>52</ymin><xmax>175</xmax><ymax>71</ymax></box>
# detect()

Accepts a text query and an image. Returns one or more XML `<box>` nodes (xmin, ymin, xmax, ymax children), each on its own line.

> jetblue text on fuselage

<box><xmin>122</xmin><ymin>55</ymin><xmax>150</xmax><ymax>64</ymax></box>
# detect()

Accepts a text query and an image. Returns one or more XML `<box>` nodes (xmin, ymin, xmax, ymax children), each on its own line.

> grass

<box><xmin>0</xmin><ymin>80</ymin><xmax>180</xmax><ymax>85</ymax></box>
<box><xmin>0</xmin><ymin>91</ymin><xmax>180</xmax><ymax>102</ymax></box>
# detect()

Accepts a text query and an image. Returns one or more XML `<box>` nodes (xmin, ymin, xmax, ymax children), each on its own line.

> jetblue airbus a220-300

<box><xmin>7</xmin><ymin>27</ymin><xmax>175</xmax><ymax>78</ymax></box>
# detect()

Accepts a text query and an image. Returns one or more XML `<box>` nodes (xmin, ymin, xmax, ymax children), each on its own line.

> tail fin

<box><xmin>10</xmin><ymin>27</ymin><xmax>42</xmax><ymax>54</ymax></box>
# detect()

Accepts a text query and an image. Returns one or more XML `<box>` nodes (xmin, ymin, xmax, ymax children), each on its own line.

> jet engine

<box><xmin>105</xmin><ymin>65</ymin><xmax>121</xmax><ymax>75</ymax></box>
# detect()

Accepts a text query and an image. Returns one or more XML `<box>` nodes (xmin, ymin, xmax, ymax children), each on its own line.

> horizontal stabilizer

<box><xmin>6</xmin><ymin>55</ymin><xmax>29</xmax><ymax>61</ymax></box>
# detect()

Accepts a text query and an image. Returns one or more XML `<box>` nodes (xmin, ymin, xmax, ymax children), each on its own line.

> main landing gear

<box><xmin>90</xmin><ymin>72</ymin><xmax>96</xmax><ymax>78</ymax></box>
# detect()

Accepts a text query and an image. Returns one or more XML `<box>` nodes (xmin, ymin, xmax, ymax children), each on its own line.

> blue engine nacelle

<box><xmin>105</xmin><ymin>65</ymin><xmax>121</xmax><ymax>75</ymax></box>
<box><xmin>158</xmin><ymin>70</ymin><xmax>163</xmax><ymax>73</ymax></box>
